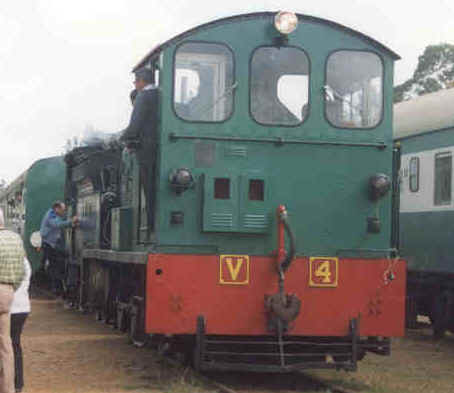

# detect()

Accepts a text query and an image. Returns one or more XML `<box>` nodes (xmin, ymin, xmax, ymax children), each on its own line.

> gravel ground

<box><xmin>20</xmin><ymin>299</ymin><xmax>454</xmax><ymax>393</ymax></box>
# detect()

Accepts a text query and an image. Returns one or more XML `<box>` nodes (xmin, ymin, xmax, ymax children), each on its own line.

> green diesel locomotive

<box><xmin>64</xmin><ymin>12</ymin><xmax>406</xmax><ymax>372</ymax></box>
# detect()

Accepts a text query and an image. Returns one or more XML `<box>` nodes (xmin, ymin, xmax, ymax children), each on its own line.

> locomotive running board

<box><xmin>193</xmin><ymin>315</ymin><xmax>362</xmax><ymax>373</ymax></box>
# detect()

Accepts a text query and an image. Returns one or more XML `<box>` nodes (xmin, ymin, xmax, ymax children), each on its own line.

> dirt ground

<box><xmin>309</xmin><ymin>325</ymin><xmax>454</xmax><ymax>393</ymax></box>
<box><xmin>21</xmin><ymin>299</ymin><xmax>454</xmax><ymax>393</ymax></box>
<box><xmin>23</xmin><ymin>299</ymin><xmax>201</xmax><ymax>393</ymax></box>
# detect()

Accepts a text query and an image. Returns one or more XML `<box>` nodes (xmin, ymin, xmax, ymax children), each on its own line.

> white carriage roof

<box><xmin>394</xmin><ymin>88</ymin><xmax>454</xmax><ymax>140</ymax></box>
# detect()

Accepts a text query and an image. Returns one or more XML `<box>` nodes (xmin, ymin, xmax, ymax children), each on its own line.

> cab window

<box><xmin>250</xmin><ymin>47</ymin><xmax>309</xmax><ymax>126</ymax></box>
<box><xmin>174</xmin><ymin>42</ymin><xmax>234</xmax><ymax>122</ymax></box>
<box><xmin>325</xmin><ymin>51</ymin><xmax>383</xmax><ymax>129</ymax></box>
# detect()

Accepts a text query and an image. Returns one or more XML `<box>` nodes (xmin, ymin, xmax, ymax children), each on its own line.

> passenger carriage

<box><xmin>395</xmin><ymin>88</ymin><xmax>454</xmax><ymax>337</ymax></box>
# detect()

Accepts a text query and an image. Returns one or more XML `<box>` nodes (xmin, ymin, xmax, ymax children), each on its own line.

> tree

<box><xmin>394</xmin><ymin>43</ymin><xmax>454</xmax><ymax>103</ymax></box>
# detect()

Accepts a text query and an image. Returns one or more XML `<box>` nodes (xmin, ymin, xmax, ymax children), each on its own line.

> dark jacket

<box><xmin>119</xmin><ymin>85</ymin><xmax>159</xmax><ymax>229</ymax></box>
<box><xmin>119</xmin><ymin>85</ymin><xmax>157</xmax><ymax>146</ymax></box>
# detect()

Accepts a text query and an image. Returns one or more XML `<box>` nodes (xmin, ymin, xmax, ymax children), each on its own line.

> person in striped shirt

<box><xmin>0</xmin><ymin>207</ymin><xmax>25</xmax><ymax>393</ymax></box>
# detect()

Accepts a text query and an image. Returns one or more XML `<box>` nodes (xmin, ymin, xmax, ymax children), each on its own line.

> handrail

<box><xmin>169</xmin><ymin>132</ymin><xmax>387</xmax><ymax>149</ymax></box>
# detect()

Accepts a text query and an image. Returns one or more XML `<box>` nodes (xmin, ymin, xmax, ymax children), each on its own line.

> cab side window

<box><xmin>325</xmin><ymin>51</ymin><xmax>383</xmax><ymax>129</ymax></box>
<box><xmin>174</xmin><ymin>42</ymin><xmax>235</xmax><ymax>122</ymax></box>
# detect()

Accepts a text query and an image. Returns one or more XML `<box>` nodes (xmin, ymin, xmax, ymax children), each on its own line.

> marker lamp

<box><xmin>274</xmin><ymin>11</ymin><xmax>298</xmax><ymax>35</ymax></box>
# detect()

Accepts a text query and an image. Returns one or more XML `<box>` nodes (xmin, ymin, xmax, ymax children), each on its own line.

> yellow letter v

<box><xmin>226</xmin><ymin>258</ymin><xmax>243</xmax><ymax>281</ymax></box>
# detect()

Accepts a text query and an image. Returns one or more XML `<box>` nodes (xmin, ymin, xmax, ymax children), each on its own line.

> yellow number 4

<box><xmin>315</xmin><ymin>261</ymin><xmax>332</xmax><ymax>283</ymax></box>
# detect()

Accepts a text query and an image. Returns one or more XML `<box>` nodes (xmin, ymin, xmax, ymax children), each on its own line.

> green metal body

<box><xmin>0</xmin><ymin>156</ymin><xmax>66</xmax><ymax>271</ymax></box>
<box><xmin>399</xmin><ymin>128</ymin><xmax>454</xmax><ymax>154</ymax></box>
<box><xmin>401</xmin><ymin>210</ymin><xmax>454</xmax><ymax>273</ymax></box>
<box><xmin>24</xmin><ymin>156</ymin><xmax>66</xmax><ymax>271</ymax></box>
<box><xmin>127</xmin><ymin>15</ymin><xmax>396</xmax><ymax>257</ymax></box>
<box><xmin>111</xmin><ymin>207</ymin><xmax>133</xmax><ymax>251</ymax></box>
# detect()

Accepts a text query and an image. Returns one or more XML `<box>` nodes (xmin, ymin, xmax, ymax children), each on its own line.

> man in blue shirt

<box><xmin>40</xmin><ymin>201</ymin><xmax>78</xmax><ymax>296</ymax></box>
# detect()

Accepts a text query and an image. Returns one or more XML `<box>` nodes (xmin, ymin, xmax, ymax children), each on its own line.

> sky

<box><xmin>1</xmin><ymin>0</ymin><xmax>454</xmax><ymax>183</ymax></box>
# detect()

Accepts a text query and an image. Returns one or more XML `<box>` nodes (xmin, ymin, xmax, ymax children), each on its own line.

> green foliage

<box><xmin>422</xmin><ymin>77</ymin><xmax>443</xmax><ymax>94</ymax></box>
<box><xmin>393</xmin><ymin>80</ymin><xmax>414</xmax><ymax>103</ymax></box>
<box><xmin>394</xmin><ymin>43</ymin><xmax>454</xmax><ymax>103</ymax></box>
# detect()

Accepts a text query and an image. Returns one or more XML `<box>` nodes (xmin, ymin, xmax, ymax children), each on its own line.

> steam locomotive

<box><xmin>62</xmin><ymin>12</ymin><xmax>406</xmax><ymax>372</ymax></box>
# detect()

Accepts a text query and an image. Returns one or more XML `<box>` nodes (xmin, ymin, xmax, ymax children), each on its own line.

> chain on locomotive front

<box><xmin>66</xmin><ymin>12</ymin><xmax>406</xmax><ymax>372</ymax></box>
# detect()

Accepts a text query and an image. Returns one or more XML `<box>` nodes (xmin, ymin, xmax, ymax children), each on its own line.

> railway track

<box><xmin>160</xmin><ymin>352</ymin><xmax>357</xmax><ymax>393</ymax></box>
<box><xmin>204</xmin><ymin>372</ymin><xmax>357</xmax><ymax>393</ymax></box>
<box><xmin>209</xmin><ymin>375</ymin><xmax>356</xmax><ymax>393</ymax></box>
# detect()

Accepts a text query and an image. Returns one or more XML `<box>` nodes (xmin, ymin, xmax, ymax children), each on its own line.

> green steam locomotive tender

<box><xmin>0</xmin><ymin>156</ymin><xmax>65</xmax><ymax>270</ymax></box>
<box><xmin>66</xmin><ymin>12</ymin><xmax>406</xmax><ymax>372</ymax></box>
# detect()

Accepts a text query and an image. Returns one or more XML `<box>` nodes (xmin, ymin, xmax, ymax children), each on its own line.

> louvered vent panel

<box><xmin>211</xmin><ymin>213</ymin><xmax>233</xmax><ymax>228</ymax></box>
<box><xmin>225</xmin><ymin>146</ymin><xmax>247</xmax><ymax>157</ymax></box>
<box><xmin>243</xmin><ymin>214</ymin><xmax>267</xmax><ymax>230</ymax></box>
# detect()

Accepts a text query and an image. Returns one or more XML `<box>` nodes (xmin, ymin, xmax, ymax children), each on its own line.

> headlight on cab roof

<box><xmin>274</xmin><ymin>11</ymin><xmax>298</xmax><ymax>35</ymax></box>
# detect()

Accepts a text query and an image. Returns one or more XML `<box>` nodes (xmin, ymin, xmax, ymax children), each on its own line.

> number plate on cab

<box><xmin>309</xmin><ymin>257</ymin><xmax>338</xmax><ymax>287</ymax></box>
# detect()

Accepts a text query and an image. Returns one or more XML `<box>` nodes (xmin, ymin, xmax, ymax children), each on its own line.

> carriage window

<box><xmin>325</xmin><ymin>51</ymin><xmax>383</xmax><ymax>128</ymax></box>
<box><xmin>174</xmin><ymin>42</ymin><xmax>234</xmax><ymax>122</ymax></box>
<box><xmin>409</xmin><ymin>157</ymin><xmax>419</xmax><ymax>192</ymax></box>
<box><xmin>434</xmin><ymin>153</ymin><xmax>452</xmax><ymax>206</ymax></box>
<box><xmin>251</xmin><ymin>47</ymin><xmax>309</xmax><ymax>126</ymax></box>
